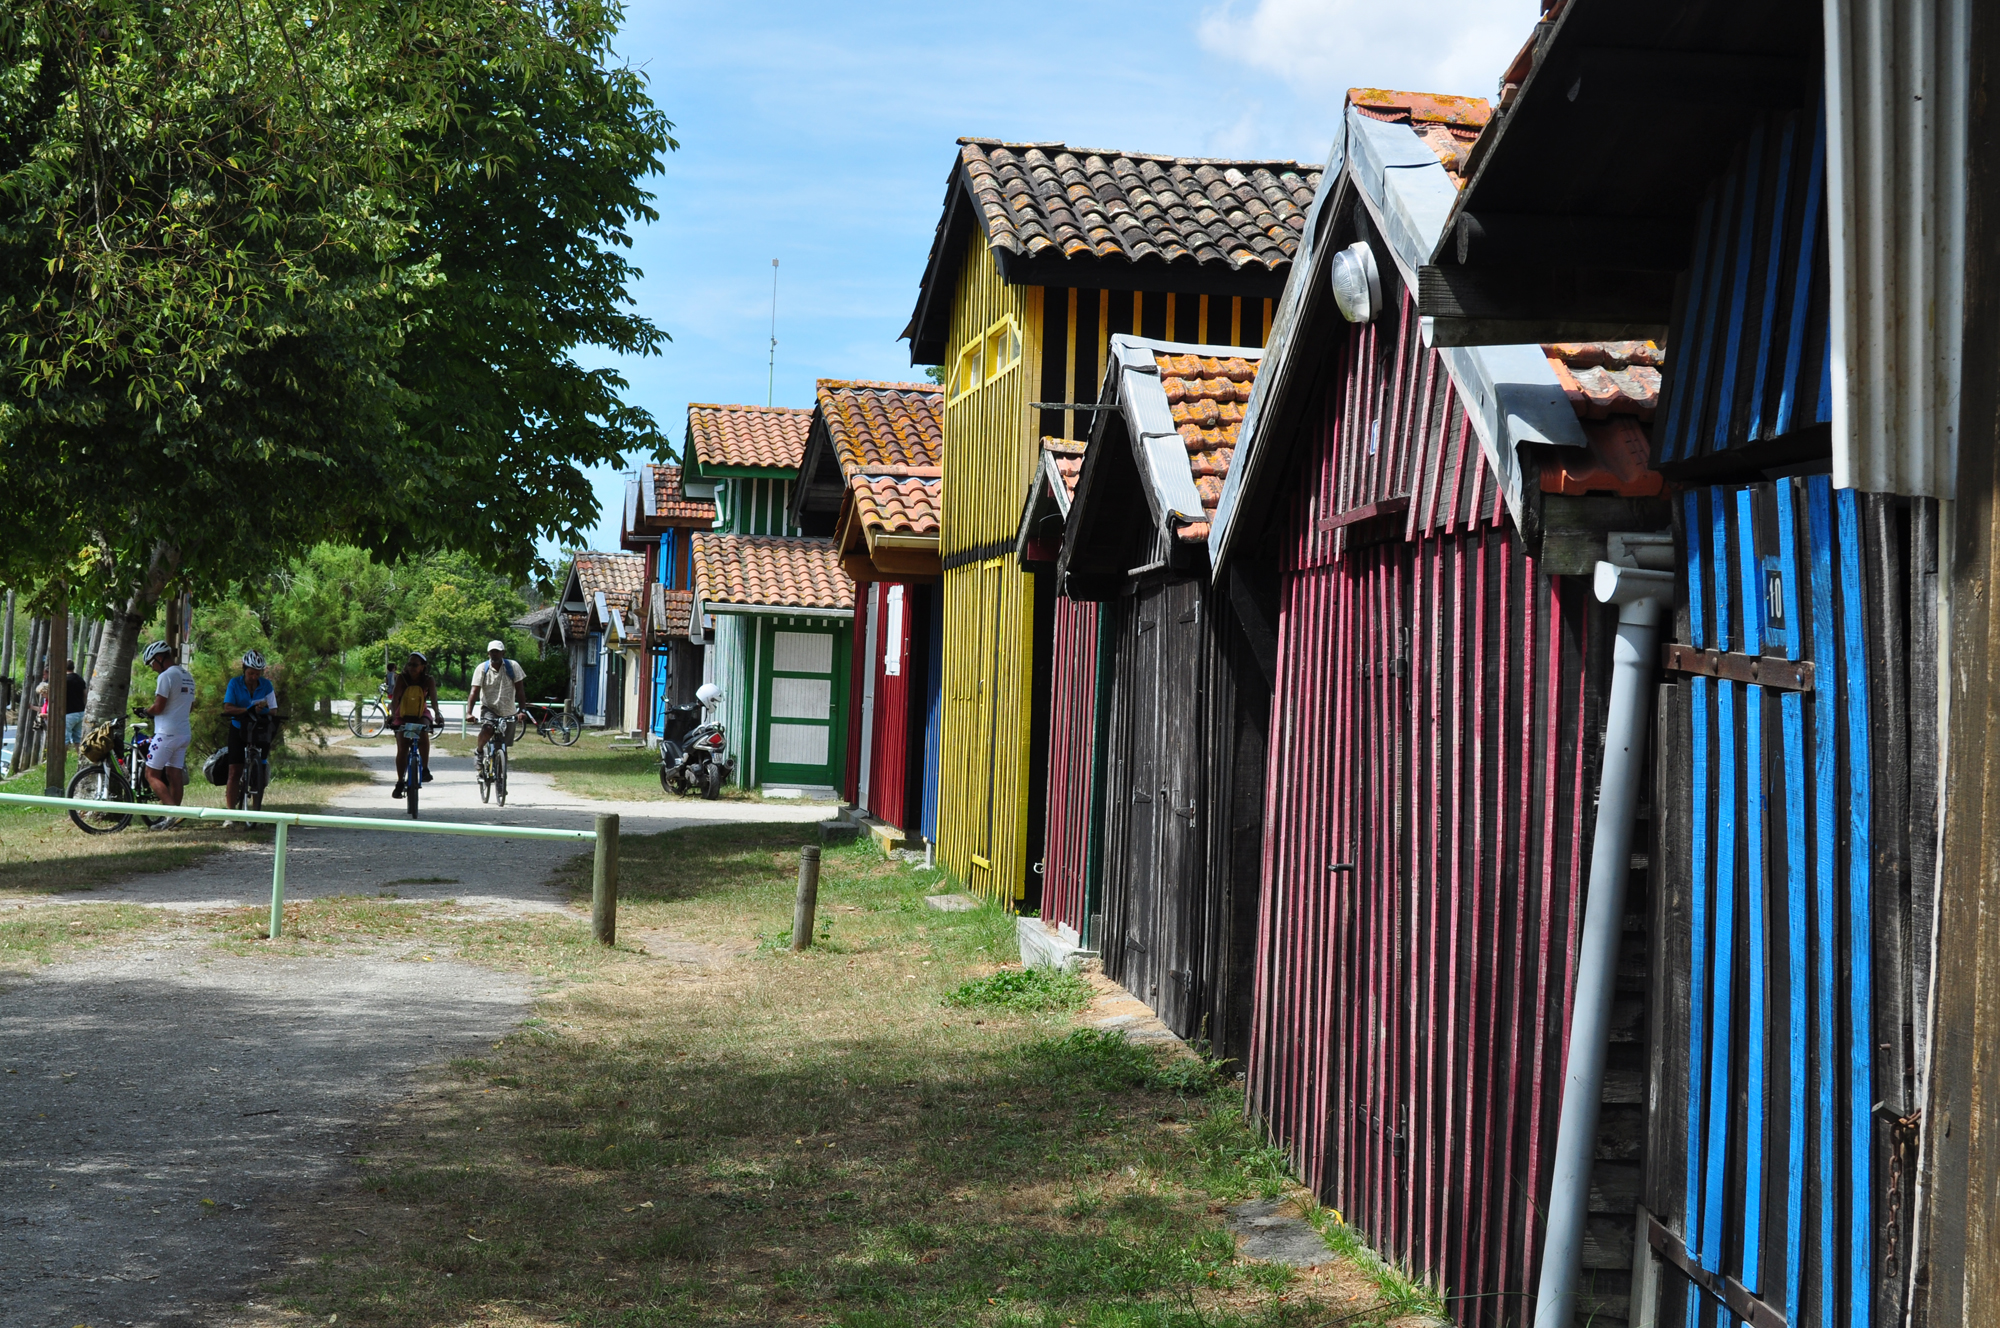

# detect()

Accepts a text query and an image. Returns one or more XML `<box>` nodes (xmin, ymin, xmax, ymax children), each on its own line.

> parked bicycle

<box><xmin>66</xmin><ymin>715</ymin><xmax>173</xmax><ymax>834</ymax></box>
<box><xmin>476</xmin><ymin>712</ymin><xmax>512</xmax><ymax>807</ymax></box>
<box><xmin>234</xmin><ymin>708</ymin><xmax>279</xmax><ymax>813</ymax></box>
<box><xmin>512</xmin><ymin>698</ymin><xmax>583</xmax><ymax>747</ymax></box>
<box><xmin>346</xmin><ymin>678</ymin><xmax>392</xmax><ymax>739</ymax></box>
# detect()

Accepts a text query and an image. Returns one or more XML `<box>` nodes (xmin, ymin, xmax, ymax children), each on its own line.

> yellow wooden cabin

<box><xmin>903</xmin><ymin>138</ymin><xmax>1321</xmax><ymax>905</ymax></box>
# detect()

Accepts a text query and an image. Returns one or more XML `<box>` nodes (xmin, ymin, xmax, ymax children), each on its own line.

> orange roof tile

<box><xmin>850</xmin><ymin>477</ymin><xmax>942</xmax><ymax>538</ymax></box>
<box><xmin>817</xmin><ymin>381</ymin><xmax>942</xmax><ymax>478</ymax></box>
<box><xmin>688</xmin><ymin>403</ymin><xmax>813</xmax><ymax>472</ymax></box>
<box><xmin>1154</xmin><ymin>350</ymin><xmax>1263</xmax><ymax>539</ymax></box>
<box><xmin>648</xmin><ymin>463</ymin><xmax>716</xmax><ymax>524</ymax></box>
<box><xmin>1043</xmin><ymin>439</ymin><xmax>1086</xmax><ymax>502</ymax></box>
<box><xmin>1348</xmin><ymin>88</ymin><xmax>1491</xmax><ymax>185</ymax></box>
<box><xmin>1545</xmin><ymin>341</ymin><xmax>1663</xmax><ymax>421</ymax></box>
<box><xmin>958</xmin><ymin>140</ymin><xmax>1319</xmax><ymax>274</ymax></box>
<box><xmin>651</xmin><ymin>584</ymin><xmax>694</xmax><ymax>639</ymax></box>
<box><xmin>574</xmin><ymin>550</ymin><xmax>645</xmax><ymax>604</ymax></box>
<box><xmin>692</xmin><ymin>534</ymin><xmax>849</xmax><ymax>611</ymax></box>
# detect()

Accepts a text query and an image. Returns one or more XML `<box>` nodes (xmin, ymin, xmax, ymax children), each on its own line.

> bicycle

<box><xmin>232</xmin><ymin>708</ymin><xmax>279</xmax><ymax>813</ymax></box>
<box><xmin>346</xmin><ymin>680</ymin><xmax>391</xmax><ymax>739</ymax></box>
<box><xmin>395</xmin><ymin>718</ymin><xmax>440</xmax><ymax>819</ymax></box>
<box><xmin>475</xmin><ymin>712</ymin><xmax>512</xmax><ymax>808</ymax></box>
<box><xmin>514</xmin><ymin>698</ymin><xmax>582</xmax><ymax>747</ymax></box>
<box><xmin>67</xmin><ymin>715</ymin><xmax>174</xmax><ymax>834</ymax></box>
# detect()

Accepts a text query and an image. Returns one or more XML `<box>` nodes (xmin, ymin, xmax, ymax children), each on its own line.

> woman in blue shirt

<box><xmin>222</xmin><ymin>650</ymin><xmax>276</xmax><ymax>816</ymax></box>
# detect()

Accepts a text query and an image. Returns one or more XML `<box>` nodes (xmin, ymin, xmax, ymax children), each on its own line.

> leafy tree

<box><xmin>0</xmin><ymin>0</ymin><xmax>675</xmax><ymax>716</ymax></box>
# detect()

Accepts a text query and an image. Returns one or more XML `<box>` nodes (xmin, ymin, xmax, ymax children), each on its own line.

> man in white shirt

<box><xmin>141</xmin><ymin>640</ymin><xmax>195</xmax><ymax>811</ymax></box>
<box><xmin>467</xmin><ymin>639</ymin><xmax>526</xmax><ymax>761</ymax></box>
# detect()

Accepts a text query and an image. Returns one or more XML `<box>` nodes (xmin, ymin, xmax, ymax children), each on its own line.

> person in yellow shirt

<box><xmin>388</xmin><ymin>651</ymin><xmax>441</xmax><ymax>798</ymax></box>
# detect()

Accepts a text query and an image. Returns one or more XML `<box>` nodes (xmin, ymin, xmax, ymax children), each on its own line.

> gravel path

<box><xmin>0</xmin><ymin>739</ymin><xmax>834</xmax><ymax>1325</ymax></box>
<box><xmin>0</xmin><ymin>942</ymin><xmax>528</xmax><ymax>1327</ymax></box>
<box><xmin>25</xmin><ymin>737</ymin><xmax>832</xmax><ymax>915</ymax></box>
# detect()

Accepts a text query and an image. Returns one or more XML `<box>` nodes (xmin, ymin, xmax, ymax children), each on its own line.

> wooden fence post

<box><xmin>792</xmin><ymin>845</ymin><xmax>822</xmax><ymax>951</ymax></box>
<box><xmin>592</xmin><ymin>812</ymin><xmax>619</xmax><ymax>945</ymax></box>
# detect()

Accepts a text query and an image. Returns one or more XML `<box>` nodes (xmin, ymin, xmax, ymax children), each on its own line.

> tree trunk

<box><xmin>85</xmin><ymin>619</ymin><xmax>105</xmax><ymax>681</ymax></box>
<box><xmin>0</xmin><ymin>590</ymin><xmax>15</xmax><ymax>719</ymax></box>
<box><xmin>12</xmin><ymin>617</ymin><xmax>43</xmax><ymax>775</ymax></box>
<box><xmin>86</xmin><ymin>600</ymin><xmax>147</xmax><ymax>727</ymax></box>
<box><xmin>44</xmin><ymin>590</ymin><xmax>67</xmax><ymax>795</ymax></box>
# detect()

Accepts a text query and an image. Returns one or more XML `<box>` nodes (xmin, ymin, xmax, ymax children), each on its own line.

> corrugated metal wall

<box><xmin>1824</xmin><ymin>0</ymin><xmax>1970</xmax><ymax>497</ymax></box>
<box><xmin>1041</xmin><ymin>595</ymin><xmax>1099</xmax><ymax>936</ymax></box>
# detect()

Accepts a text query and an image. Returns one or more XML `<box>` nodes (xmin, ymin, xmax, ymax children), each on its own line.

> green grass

<box><xmin>264</xmin><ymin>825</ymin><xmax>1434</xmax><ymax>1327</ymax></box>
<box><xmin>945</xmin><ymin>965</ymin><xmax>1095</xmax><ymax>1014</ymax></box>
<box><xmin>0</xmin><ymin>902</ymin><xmax>169</xmax><ymax>963</ymax></box>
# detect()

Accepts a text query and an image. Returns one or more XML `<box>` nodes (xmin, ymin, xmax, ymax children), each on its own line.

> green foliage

<box><xmin>0</xmin><ymin>0</ymin><xmax>675</xmax><ymax>617</ymax></box>
<box><xmin>943</xmin><ymin>965</ymin><xmax>1094</xmax><ymax>1013</ymax></box>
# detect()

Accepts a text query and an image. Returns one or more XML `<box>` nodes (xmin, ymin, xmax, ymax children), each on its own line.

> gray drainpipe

<box><xmin>1534</xmin><ymin>540</ymin><xmax>1675</xmax><ymax>1328</ymax></box>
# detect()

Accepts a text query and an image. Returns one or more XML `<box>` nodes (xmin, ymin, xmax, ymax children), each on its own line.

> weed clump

<box><xmin>1027</xmin><ymin>1028</ymin><xmax>1229</xmax><ymax>1095</ymax></box>
<box><xmin>942</xmin><ymin>964</ymin><xmax>1093</xmax><ymax>1013</ymax></box>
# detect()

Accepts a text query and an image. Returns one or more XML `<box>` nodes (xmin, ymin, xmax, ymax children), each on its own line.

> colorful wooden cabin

<box><xmin>684</xmin><ymin>403</ymin><xmax>853</xmax><ymax>792</ymax></box>
<box><xmin>620</xmin><ymin>462</ymin><xmax>718</xmax><ymax>737</ymax></box>
<box><xmin>791</xmin><ymin>380</ymin><xmax>945</xmax><ymax>843</ymax></box>
<box><xmin>1425</xmin><ymin>0</ymin><xmax>1970</xmax><ymax>1321</ymax></box>
<box><xmin>1210</xmin><ymin>87</ymin><xmax>1674</xmax><ymax>1325</ymax></box>
<box><xmin>1034</xmin><ymin>335</ymin><xmax>1271</xmax><ymax>1064</ymax></box>
<box><xmin>904</xmin><ymin>137</ymin><xmax>1321</xmax><ymax>904</ymax></box>
<box><xmin>550</xmin><ymin>550</ymin><xmax>648</xmax><ymax>728</ymax></box>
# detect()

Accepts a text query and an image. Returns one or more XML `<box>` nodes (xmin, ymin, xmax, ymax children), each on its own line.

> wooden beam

<box><xmin>1568</xmin><ymin>47</ymin><xmax>1810</xmax><ymax>110</ymax></box>
<box><xmin>1418</xmin><ymin>263</ymin><xmax>1676</xmax><ymax>338</ymax></box>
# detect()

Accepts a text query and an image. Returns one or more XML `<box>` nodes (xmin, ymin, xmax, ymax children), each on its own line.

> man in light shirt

<box><xmin>468</xmin><ymin>639</ymin><xmax>526</xmax><ymax>762</ymax></box>
<box><xmin>140</xmin><ymin>640</ymin><xmax>195</xmax><ymax>814</ymax></box>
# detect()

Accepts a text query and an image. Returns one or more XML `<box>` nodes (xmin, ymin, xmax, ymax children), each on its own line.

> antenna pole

<box><xmin>767</xmin><ymin>259</ymin><xmax>780</xmax><ymax>407</ymax></box>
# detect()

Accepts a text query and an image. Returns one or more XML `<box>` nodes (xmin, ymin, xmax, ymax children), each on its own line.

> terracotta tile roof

<box><xmin>1044</xmin><ymin>439</ymin><xmax>1086</xmax><ymax>502</ymax></box>
<box><xmin>574</xmin><ymin>551</ymin><xmax>646</xmax><ymax>605</ymax></box>
<box><xmin>688</xmin><ymin>403</ymin><xmax>813</xmax><ymax>472</ymax></box>
<box><xmin>958</xmin><ymin>139</ymin><xmax>1319</xmax><ymax>275</ymax></box>
<box><xmin>1156</xmin><ymin>351</ymin><xmax>1262</xmax><ymax>541</ymax></box>
<box><xmin>692</xmin><ymin>534</ymin><xmax>848</xmax><ymax>610</ymax></box>
<box><xmin>1538</xmin><ymin>343</ymin><xmax>1666</xmax><ymax>497</ymax></box>
<box><xmin>850</xmin><ymin>476</ymin><xmax>942</xmax><ymax>538</ymax></box>
<box><xmin>1348</xmin><ymin>88</ymin><xmax>1492</xmax><ymax>185</ymax></box>
<box><xmin>817</xmin><ymin>381</ymin><xmax>942</xmax><ymax>478</ymax></box>
<box><xmin>651</xmin><ymin>584</ymin><xmax>694</xmax><ymax>639</ymax></box>
<box><xmin>648</xmin><ymin>463</ymin><xmax>716</xmax><ymax>524</ymax></box>
<box><xmin>1545</xmin><ymin>341</ymin><xmax>1664</xmax><ymax>420</ymax></box>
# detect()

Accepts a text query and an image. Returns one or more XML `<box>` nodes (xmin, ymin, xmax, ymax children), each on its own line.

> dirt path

<box><xmin>22</xmin><ymin>738</ymin><xmax>831</xmax><ymax>916</ymax></box>
<box><xmin>0</xmin><ymin>938</ymin><xmax>529</xmax><ymax>1327</ymax></box>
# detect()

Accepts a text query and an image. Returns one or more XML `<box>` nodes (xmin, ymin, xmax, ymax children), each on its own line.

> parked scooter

<box><xmin>659</xmin><ymin>683</ymin><xmax>730</xmax><ymax>800</ymax></box>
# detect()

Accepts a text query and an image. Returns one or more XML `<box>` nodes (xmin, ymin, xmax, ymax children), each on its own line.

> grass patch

<box><xmin>944</xmin><ymin>964</ymin><xmax>1094</xmax><ymax>1013</ymax></box>
<box><xmin>264</xmin><ymin>825</ymin><xmax>1417</xmax><ymax>1327</ymax></box>
<box><xmin>0</xmin><ymin>902</ymin><xmax>169</xmax><ymax>963</ymax></box>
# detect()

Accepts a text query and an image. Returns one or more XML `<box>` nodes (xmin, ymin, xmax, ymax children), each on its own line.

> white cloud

<box><xmin>1197</xmin><ymin>0</ymin><xmax>1540</xmax><ymax>108</ymax></box>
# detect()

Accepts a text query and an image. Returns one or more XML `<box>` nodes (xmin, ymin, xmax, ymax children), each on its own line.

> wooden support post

<box><xmin>792</xmin><ymin>844</ymin><xmax>821</xmax><ymax>951</ymax></box>
<box><xmin>591</xmin><ymin>812</ymin><xmax>619</xmax><ymax>945</ymax></box>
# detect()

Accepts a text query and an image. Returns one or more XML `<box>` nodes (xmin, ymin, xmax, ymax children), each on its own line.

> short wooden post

<box><xmin>592</xmin><ymin>813</ymin><xmax>619</xmax><ymax>946</ymax></box>
<box><xmin>791</xmin><ymin>844</ymin><xmax>821</xmax><ymax>951</ymax></box>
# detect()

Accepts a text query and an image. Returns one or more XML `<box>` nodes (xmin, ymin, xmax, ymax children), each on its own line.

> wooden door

<box><xmin>1119</xmin><ymin>583</ymin><xmax>1164</xmax><ymax>1009</ymax></box>
<box><xmin>1153</xmin><ymin>580</ymin><xmax>1205</xmax><ymax>1035</ymax></box>
<box><xmin>759</xmin><ymin>624</ymin><xmax>846</xmax><ymax>788</ymax></box>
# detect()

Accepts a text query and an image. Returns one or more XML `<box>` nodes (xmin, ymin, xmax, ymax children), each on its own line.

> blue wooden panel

<box><xmin>1685</xmin><ymin>489</ymin><xmax>1712</xmax><ymax>1270</ymax></box>
<box><xmin>1835</xmin><ymin>487</ymin><xmax>1874</xmax><ymax>1325</ymax></box>
<box><xmin>1805</xmin><ymin>475</ymin><xmax>1840</xmax><ymax>1324</ymax></box>
<box><xmin>1681</xmin><ymin>174</ymin><xmax>1739</xmax><ymax>467</ymax></box>
<box><xmin>1712</xmin><ymin>125</ymin><xmax>1766</xmax><ymax>453</ymax></box>
<box><xmin>1701</xmin><ymin>492</ymin><xmax>1736</xmax><ymax>1272</ymax></box>
<box><xmin>920</xmin><ymin>585</ymin><xmax>943</xmax><ymax>844</ymax></box>
<box><xmin>1777</xmin><ymin>99</ymin><xmax>1828</xmax><ymax>437</ymax></box>
<box><xmin>1733</xmin><ymin>489</ymin><xmax>1768</xmax><ymax>1293</ymax></box>
<box><xmin>1662</xmin><ymin>198</ymin><xmax>1722</xmax><ymax>464</ymax></box>
<box><xmin>1776</xmin><ymin>479</ymin><xmax>1808</xmax><ymax>1323</ymax></box>
<box><xmin>1747</xmin><ymin>115</ymin><xmax>1799</xmax><ymax>442</ymax></box>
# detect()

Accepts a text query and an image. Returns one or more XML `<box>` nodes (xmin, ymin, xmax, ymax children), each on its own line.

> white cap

<box><xmin>486</xmin><ymin>639</ymin><xmax>506</xmax><ymax>653</ymax></box>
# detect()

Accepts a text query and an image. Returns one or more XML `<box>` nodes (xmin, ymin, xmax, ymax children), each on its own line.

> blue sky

<box><xmin>559</xmin><ymin>0</ymin><xmax>1539</xmax><ymax>555</ymax></box>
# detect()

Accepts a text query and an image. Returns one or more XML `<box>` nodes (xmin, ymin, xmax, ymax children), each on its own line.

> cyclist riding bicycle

<box><xmin>140</xmin><ymin>640</ymin><xmax>195</xmax><ymax>818</ymax></box>
<box><xmin>388</xmin><ymin>651</ymin><xmax>442</xmax><ymax>799</ymax></box>
<box><xmin>221</xmin><ymin>649</ymin><xmax>276</xmax><ymax>820</ymax></box>
<box><xmin>467</xmin><ymin>639</ymin><xmax>526</xmax><ymax>760</ymax></box>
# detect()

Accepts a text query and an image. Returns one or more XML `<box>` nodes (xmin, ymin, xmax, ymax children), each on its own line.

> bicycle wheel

<box><xmin>552</xmin><ymin>709</ymin><xmax>582</xmax><ymax>746</ymax></box>
<box><xmin>248</xmin><ymin>754</ymin><xmax>267</xmax><ymax>811</ymax></box>
<box><xmin>67</xmin><ymin>764</ymin><xmax>133</xmax><ymax>834</ymax></box>
<box><xmin>476</xmin><ymin>749</ymin><xmax>492</xmax><ymax>804</ymax></box>
<box><xmin>494</xmin><ymin>745</ymin><xmax>507</xmax><ymax>807</ymax></box>
<box><xmin>352</xmin><ymin>699</ymin><xmax>388</xmax><ymax>739</ymax></box>
<box><xmin>407</xmin><ymin>759</ymin><xmax>421</xmax><ymax>818</ymax></box>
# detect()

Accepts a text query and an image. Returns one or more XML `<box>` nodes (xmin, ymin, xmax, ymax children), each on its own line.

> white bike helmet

<box><xmin>141</xmin><ymin>641</ymin><xmax>172</xmax><ymax>667</ymax></box>
<box><xmin>241</xmin><ymin>649</ymin><xmax>267</xmax><ymax>670</ymax></box>
<box><xmin>696</xmin><ymin>682</ymin><xmax>722</xmax><ymax>706</ymax></box>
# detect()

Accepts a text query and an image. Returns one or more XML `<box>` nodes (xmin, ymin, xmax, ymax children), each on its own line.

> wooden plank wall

<box><xmin>1645</xmin><ymin>482</ymin><xmax>1938</xmax><ymax>1328</ymax></box>
<box><xmin>1041</xmin><ymin>595</ymin><xmax>1099</xmax><ymax>937</ymax></box>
